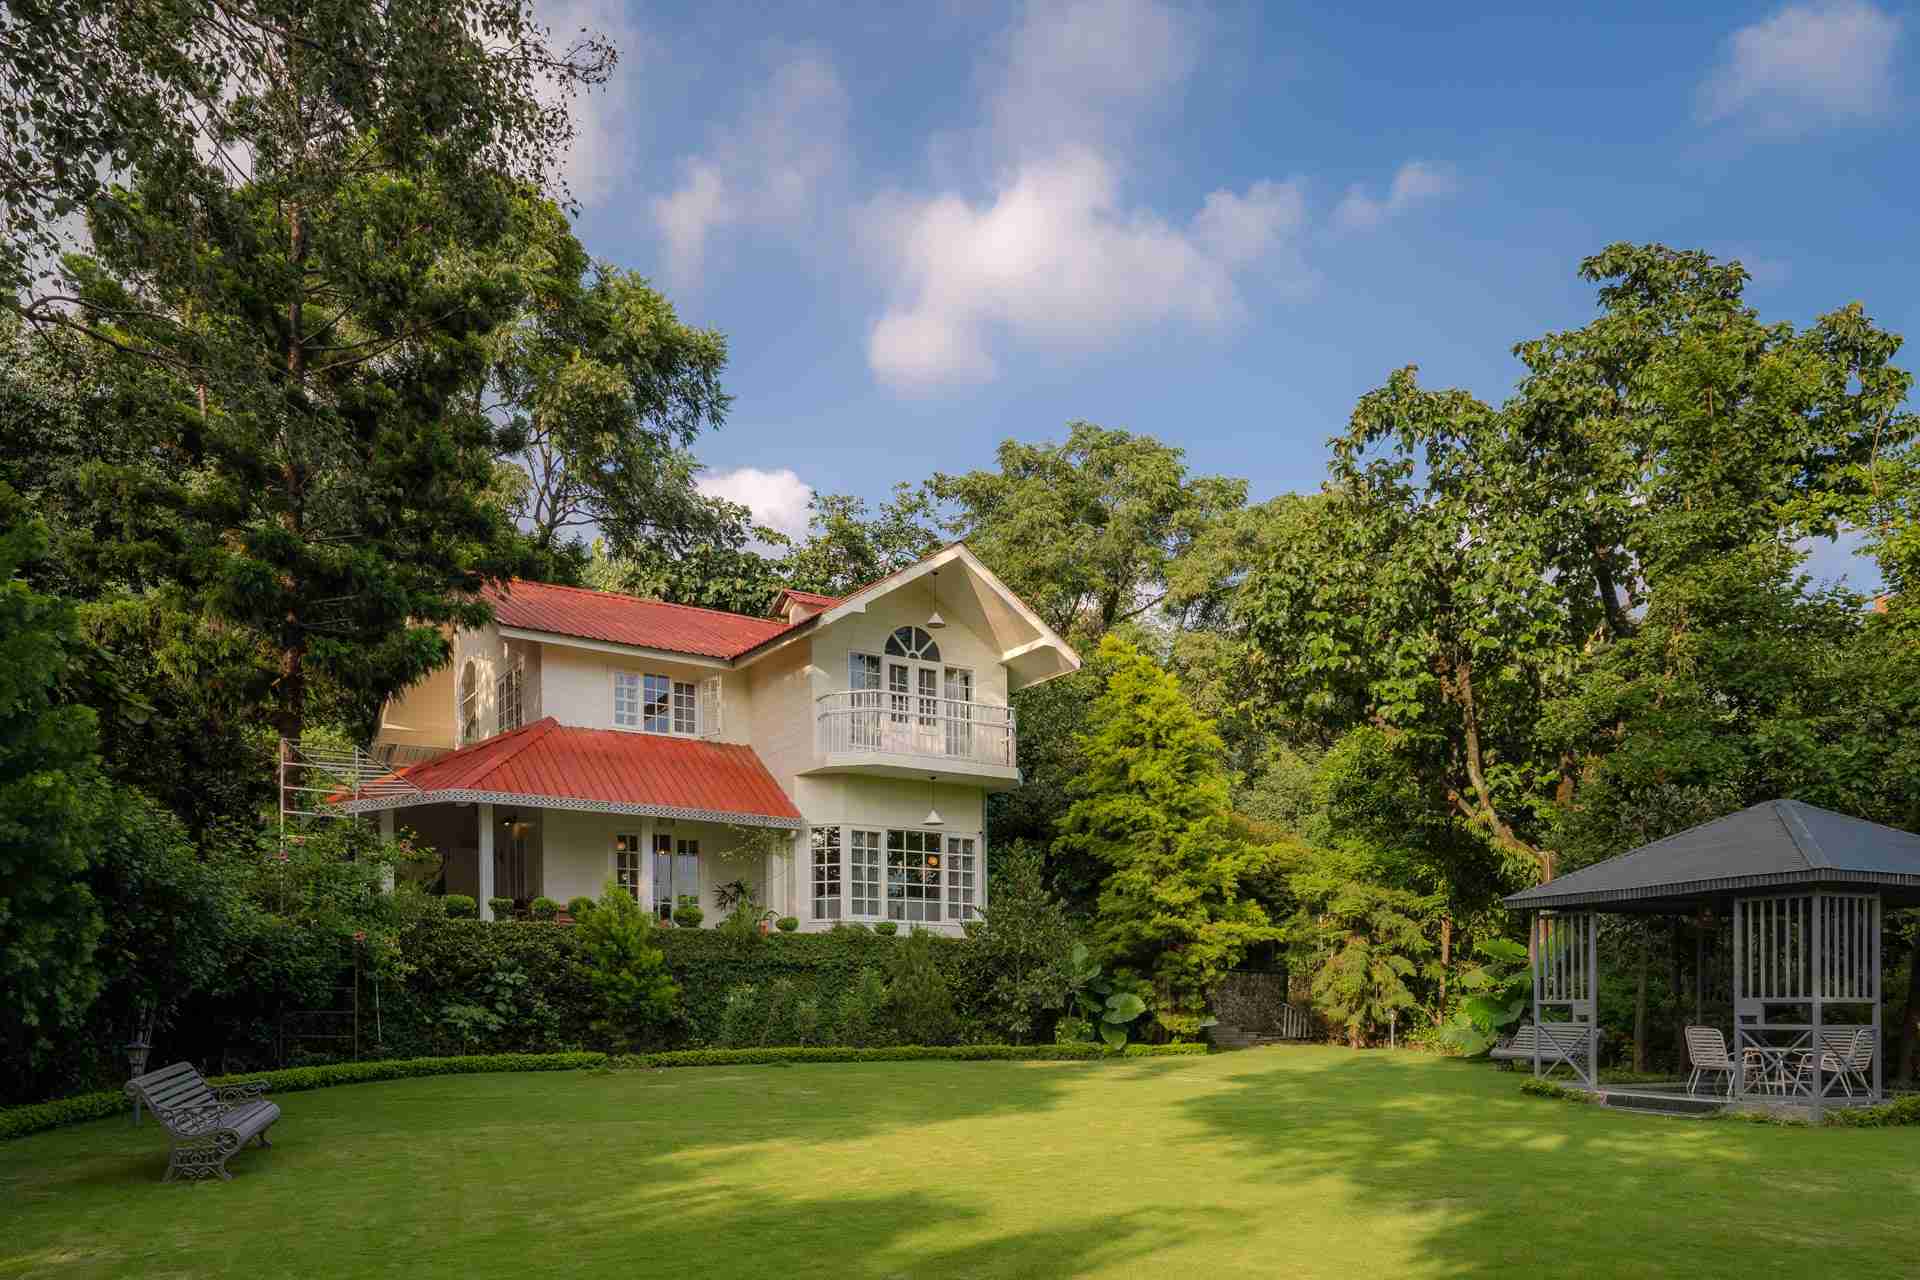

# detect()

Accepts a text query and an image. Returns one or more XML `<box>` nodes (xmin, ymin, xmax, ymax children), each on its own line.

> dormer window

<box><xmin>885</xmin><ymin>626</ymin><xmax>941</xmax><ymax>662</ymax></box>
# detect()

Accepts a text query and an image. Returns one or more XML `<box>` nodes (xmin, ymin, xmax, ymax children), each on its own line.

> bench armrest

<box><xmin>216</xmin><ymin>1081</ymin><xmax>271</xmax><ymax>1104</ymax></box>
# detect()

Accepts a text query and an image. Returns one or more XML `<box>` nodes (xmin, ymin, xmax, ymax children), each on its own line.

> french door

<box><xmin>885</xmin><ymin>660</ymin><xmax>942</xmax><ymax>755</ymax></box>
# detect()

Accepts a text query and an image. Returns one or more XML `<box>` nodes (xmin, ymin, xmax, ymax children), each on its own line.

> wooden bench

<box><xmin>1489</xmin><ymin>1024</ymin><xmax>1593</xmax><ymax>1077</ymax></box>
<box><xmin>124</xmin><ymin>1061</ymin><xmax>280</xmax><ymax>1181</ymax></box>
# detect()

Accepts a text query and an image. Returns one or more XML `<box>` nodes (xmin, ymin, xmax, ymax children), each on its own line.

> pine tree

<box><xmin>1056</xmin><ymin>635</ymin><xmax>1282</xmax><ymax>1037</ymax></box>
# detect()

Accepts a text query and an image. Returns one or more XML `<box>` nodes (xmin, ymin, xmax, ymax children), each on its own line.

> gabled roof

<box><xmin>1505</xmin><ymin>800</ymin><xmax>1920</xmax><ymax>912</ymax></box>
<box><xmin>484</xmin><ymin>579</ymin><xmax>796</xmax><ymax>659</ymax></box>
<box><xmin>344</xmin><ymin>718</ymin><xmax>802</xmax><ymax>828</ymax></box>
<box><xmin>770</xmin><ymin>588</ymin><xmax>841</xmax><ymax>615</ymax></box>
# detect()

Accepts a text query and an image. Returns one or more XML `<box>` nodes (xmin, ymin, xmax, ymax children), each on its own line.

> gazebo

<box><xmin>1503</xmin><ymin>799</ymin><xmax>1920</xmax><ymax>1118</ymax></box>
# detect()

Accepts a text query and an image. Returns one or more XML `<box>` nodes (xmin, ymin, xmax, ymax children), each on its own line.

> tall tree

<box><xmin>13</xmin><ymin>1</ymin><xmax>619</xmax><ymax>745</ymax></box>
<box><xmin>1055</xmin><ymin>635</ymin><xmax>1283</xmax><ymax>1037</ymax></box>
<box><xmin>780</xmin><ymin>486</ymin><xmax>942</xmax><ymax>598</ymax></box>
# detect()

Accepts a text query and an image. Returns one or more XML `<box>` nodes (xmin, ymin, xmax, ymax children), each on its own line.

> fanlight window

<box><xmin>884</xmin><ymin>626</ymin><xmax>941</xmax><ymax>661</ymax></box>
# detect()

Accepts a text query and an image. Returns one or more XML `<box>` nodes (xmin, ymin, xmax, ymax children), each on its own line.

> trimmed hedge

<box><xmin>0</xmin><ymin>1052</ymin><xmax>606</xmax><ymax>1142</ymax></box>
<box><xmin>1</xmin><ymin>1044</ymin><xmax>1204</xmax><ymax>1141</ymax></box>
<box><xmin>617</xmin><ymin>1043</ymin><xmax>1210</xmax><ymax>1069</ymax></box>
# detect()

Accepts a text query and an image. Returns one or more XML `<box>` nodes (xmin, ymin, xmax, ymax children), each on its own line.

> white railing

<box><xmin>816</xmin><ymin>691</ymin><xmax>1016</xmax><ymax>767</ymax></box>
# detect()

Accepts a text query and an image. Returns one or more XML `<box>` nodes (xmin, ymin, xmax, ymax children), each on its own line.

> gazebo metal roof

<box><xmin>1505</xmin><ymin>800</ymin><xmax>1920</xmax><ymax>913</ymax></box>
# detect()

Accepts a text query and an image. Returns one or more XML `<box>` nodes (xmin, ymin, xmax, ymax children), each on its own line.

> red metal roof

<box><xmin>484</xmin><ymin>579</ymin><xmax>798</xmax><ymax>659</ymax></box>
<box><xmin>390</xmin><ymin>718</ymin><xmax>801</xmax><ymax>823</ymax></box>
<box><xmin>772</xmin><ymin>588</ymin><xmax>841</xmax><ymax>612</ymax></box>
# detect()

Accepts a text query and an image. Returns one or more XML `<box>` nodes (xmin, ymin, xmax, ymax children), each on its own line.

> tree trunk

<box><xmin>1439</xmin><ymin>917</ymin><xmax>1452</xmax><ymax>1008</ymax></box>
<box><xmin>1632</xmin><ymin>930</ymin><xmax>1648</xmax><ymax>1074</ymax></box>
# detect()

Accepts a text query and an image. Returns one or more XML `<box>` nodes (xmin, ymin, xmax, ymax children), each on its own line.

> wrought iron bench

<box><xmin>1489</xmin><ymin>1024</ymin><xmax>1592</xmax><ymax>1077</ymax></box>
<box><xmin>124</xmin><ymin>1061</ymin><xmax>280</xmax><ymax>1181</ymax></box>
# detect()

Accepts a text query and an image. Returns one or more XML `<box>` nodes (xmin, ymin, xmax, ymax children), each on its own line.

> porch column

<box><xmin>478</xmin><ymin>802</ymin><xmax>496</xmax><ymax>920</ymax></box>
<box><xmin>378</xmin><ymin>809</ymin><xmax>396</xmax><ymax>893</ymax></box>
<box><xmin>638</xmin><ymin>816</ymin><xmax>655</xmax><ymax>917</ymax></box>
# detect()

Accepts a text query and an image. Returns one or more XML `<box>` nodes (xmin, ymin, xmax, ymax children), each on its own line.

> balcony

<box><xmin>810</xmin><ymin>691</ymin><xmax>1020</xmax><ymax>789</ymax></box>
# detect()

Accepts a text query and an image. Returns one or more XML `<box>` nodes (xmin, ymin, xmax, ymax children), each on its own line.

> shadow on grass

<box><xmin>1177</xmin><ymin>1047</ymin><xmax>1919</xmax><ymax>1278</ymax></box>
<box><xmin>0</xmin><ymin>1058</ymin><xmax>1228</xmax><ymax>1279</ymax></box>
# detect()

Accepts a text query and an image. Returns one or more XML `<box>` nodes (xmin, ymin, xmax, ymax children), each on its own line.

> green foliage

<box><xmin>611</xmin><ymin>1043</ymin><xmax>1205</xmax><ymax>1071</ymax></box>
<box><xmin>776</xmin><ymin>917</ymin><xmax>800</xmax><ymax>933</ymax></box>
<box><xmin>1286</xmin><ymin>842</ymin><xmax>1440</xmax><ymax>1047</ymax></box>
<box><xmin>488</xmin><ymin>897</ymin><xmax>516</xmax><ymax>920</ymax></box>
<box><xmin>1058</xmin><ymin>635</ymin><xmax>1284</xmax><ymax>1035</ymax></box>
<box><xmin>1438</xmin><ymin>938</ymin><xmax>1531</xmax><ymax>1056</ymax></box>
<box><xmin>962</xmin><ymin>841</ymin><xmax>1081</xmax><ymax>1043</ymax></box>
<box><xmin>444</xmin><ymin>895</ymin><xmax>478</xmax><ymax>920</ymax></box>
<box><xmin>833</xmin><ymin>968</ymin><xmax>892</xmax><ymax>1049</ymax></box>
<box><xmin>873</xmin><ymin>921</ymin><xmax>898</xmax><ymax>936</ymax></box>
<box><xmin>1826</xmin><ymin>1094</ymin><xmax>1920</xmax><ymax>1127</ymax></box>
<box><xmin>673</xmin><ymin>903</ymin><xmax>705</xmax><ymax>928</ymax></box>
<box><xmin>1062</xmin><ymin>944</ymin><xmax>1150</xmax><ymax>1049</ymax></box>
<box><xmin>1518</xmin><ymin>1078</ymin><xmax>1588</xmax><ymax>1103</ymax></box>
<box><xmin>0</xmin><ymin>486</ymin><xmax>106</xmax><ymax>1070</ymax></box>
<box><xmin>566</xmin><ymin>897</ymin><xmax>597</xmax><ymax>920</ymax></box>
<box><xmin>575</xmin><ymin>883</ymin><xmax>678</xmax><ymax>1052</ymax></box>
<box><xmin>530</xmin><ymin>897</ymin><xmax>561</xmax><ymax>921</ymax></box>
<box><xmin>882</xmin><ymin>930</ymin><xmax>960</xmax><ymax>1046</ymax></box>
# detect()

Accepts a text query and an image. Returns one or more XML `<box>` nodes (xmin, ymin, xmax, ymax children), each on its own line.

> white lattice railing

<box><xmin>816</xmin><ymin>691</ymin><xmax>1016</xmax><ymax>767</ymax></box>
<box><xmin>278</xmin><ymin>738</ymin><xmax>421</xmax><ymax>826</ymax></box>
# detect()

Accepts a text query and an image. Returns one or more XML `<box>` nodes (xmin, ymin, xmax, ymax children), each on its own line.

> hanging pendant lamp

<box><xmin>923</xmin><ymin>775</ymin><xmax>944</xmax><ymax>827</ymax></box>
<box><xmin>925</xmin><ymin>568</ymin><xmax>947</xmax><ymax>630</ymax></box>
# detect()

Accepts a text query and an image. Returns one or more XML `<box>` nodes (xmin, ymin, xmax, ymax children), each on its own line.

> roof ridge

<box><xmin>1774</xmin><ymin>799</ymin><xmax>1834</xmax><ymax>870</ymax></box>
<box><xmin>448</xmin><ymin>716</ymin><xmax>558</xmax><ymax>789</ymax></box>
<box><xmin>500</xmin><ymin>578</ymin><xmax>788</xmax><ymax>627</ymax></box>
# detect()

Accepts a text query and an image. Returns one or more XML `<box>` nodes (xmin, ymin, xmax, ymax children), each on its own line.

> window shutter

<box><xmin>699</xmin><ymin>676</ymin><xmax>723</xmax><ymax>738</ymax></box>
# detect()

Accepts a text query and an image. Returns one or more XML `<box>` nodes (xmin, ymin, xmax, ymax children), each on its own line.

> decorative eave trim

<box><xmin>339</xmin><ymin>787</ymin><xmax>802</xmax><ymax>829</ymax></box>
<box><xmin>1506</xmin><ymin>868</ymin><xmax>1920</xmax><ymax>910</ymax></box>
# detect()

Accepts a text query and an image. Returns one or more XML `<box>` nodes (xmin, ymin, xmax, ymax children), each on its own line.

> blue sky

<box><xmin>555</xmin><ymin>0</ymin><xmax>1912</xmax><ymax>585</ymax></box>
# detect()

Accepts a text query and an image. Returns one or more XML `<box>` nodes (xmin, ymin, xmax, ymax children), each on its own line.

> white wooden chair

<box><xmin>1684</xmin><ymin>1026</ymin><xmax>1736</xmax><ymax>1097</ymax></box>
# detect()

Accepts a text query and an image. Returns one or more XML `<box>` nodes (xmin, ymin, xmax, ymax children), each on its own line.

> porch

<box><xmin>339</xmin><ymin>718</ymin><xmax>804</xmax><ymax>922</ymax></box>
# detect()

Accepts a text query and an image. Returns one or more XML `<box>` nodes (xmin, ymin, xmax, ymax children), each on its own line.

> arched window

<box><xmin>458</xmin><ymin>661</ymin><xmax>481</xmax><ymax>744</ymax></box>
<box><xmin>884</xmin><ymin>626</ymin><xmax>941</xmax><ymax>662</ymax></box>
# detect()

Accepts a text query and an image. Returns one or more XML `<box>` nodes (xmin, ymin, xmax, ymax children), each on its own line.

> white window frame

<box><xmin>807</xmin><ymin>824</ymin><xmax>981</xmax><ymax>925</ymax></box>
<box><xmin>495</xmin><ymin>655</ymin><xmax>525</xmax><ymax>734</ymax></box>
<box><xmin>614</xmin><ymin>832</ymin><xmax>643</xmax><ymax>903</ymax></box>
<box><xmin>811</xmin><ymin>826</ymin><xmax>843</xmax><ymax>921</ymax></box>
<box><xmin>945</xmin><ymin>835</ymin><xmax>980</xmax><ymax>921</ymax></box>
<box><xmin>612</xmin><ymin>669</ymin><xmax>700</xmax><ymax>736</ymax></box>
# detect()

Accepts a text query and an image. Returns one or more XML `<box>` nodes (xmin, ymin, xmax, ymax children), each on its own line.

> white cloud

<box><xmin>863</xmin><ymin>150</ymin><xmax>1309</xmax><ymax>390</ymax></box>
<box><xmin>989</xmin><ymin>0</ymin><xmax>1199</xmax><ymax>157</ymax></box>
<box><xmin>1332</xmin><ymin>161</ymin><xmax>1460</xmax><ymax>232</ymax></box>
<box><xmin>860</xmin><ymin>0</ymin><xmax>1336</xmax><ymax>391</ymax></box>
<box><xmin>696</xmin><ymin>466</ymin><xmax>815</xmax><ymax>540</ymax></box>
<box><xmin>1699</xmin><ymin>0</ymin><xmax>1902</xmax><ymax>133</ymax></box>
<box><xmin>650</xmin><ymin>49</ymin><xmax>849</xmax><ymax>288</ymax></box>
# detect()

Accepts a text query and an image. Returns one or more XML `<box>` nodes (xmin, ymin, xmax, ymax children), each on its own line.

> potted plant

<box><xmin>530</xmin><ymin>896</ymin><xmax>561</xmax><ymax>921</ymax></box>
<box><xmin>776</xmin><ymin>916</ymin><xmax>800</xmax><ymax>933</ymax></box>
<box><xmin>674</xmin><ymin>894</ymin><xmax>704</xmax><ymax>928</ymax></box>
<box><xmin>874</xmin><ymin>921</ymin><xmax>898</xmax><ymax>937</ymax></box>
<box><xmin>487</xmin><ymin>896</ymin><xmax>515</xmax><ymax>920</ymax></box>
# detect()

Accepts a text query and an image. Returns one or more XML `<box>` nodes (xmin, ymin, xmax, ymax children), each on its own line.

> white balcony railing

<box><xmin>816</xmin><ymin>691</ymin><xmax>1016</xmax><ymax>768</ymax></box>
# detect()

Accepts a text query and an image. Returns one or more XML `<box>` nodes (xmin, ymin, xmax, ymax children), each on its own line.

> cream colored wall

<box><xmin>376</xmin><ymin>649</ymin><xmax>459</xmax><ymax>754</ymax></box>
<box><xmin>538</xmin><ymin>642</ymin><xmax>747</xmax><ymax>740</ymax></box>
<box><xmin>745</xmin><ymin>639</ymin><xmax>818</xmax><ymax>795</ymax></box>
<box><xmin>809</xmin><ymin>590</ymin><xmax>1009</xmax><ymax>709</ymax></box>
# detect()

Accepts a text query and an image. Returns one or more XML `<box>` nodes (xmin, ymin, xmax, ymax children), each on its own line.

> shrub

<box><xmin>963</xmin><ymin>841</ymin><xmax>1079</xmax><ymax>1044</ymax></box>
<box><xmin>1828</xmin><ymin>1095</ymin><xmax>1920</xmax><ymax>1127</ymax></box>
<box><xmin>874</xmin><ymin>921</ymin><xmax>898</xmax><ymax>936</ymax></box>
<box><xmin>444</xmin><ymin>894</ymin><xmax>477</xmax><ymax>919</ymax></box>
<box><xmin>793</xmin><ymin>997</ymin><xmax>822</xmax><ymax>1045</ymax></box>
<box><xmin>776</xmin><ymin>916</ymin><xmax>799</xmax><ymax>932</ymax></box>
<box><xmin>673</xmin><ymin>904</ymin><xmax>705</xmax><ymax>928</ymax></box>
<box><xmin>615</xmin><ymin>1043</ymin><xmax>1206</xmax><ymax>1070</ymax></box>
<box><xmin>716</xmin><ymin>984</ymin><xmax>762</xmax><ymax>1047</ymax></box>
<box><xmin>834</xmin><ymin>967</ymin><xmax>890</xmax><ymax>1048</ymax></box>
<box><xmin>883</xmin><ymin>930</ymin><xmax>959</xmax><ymax>1045</ymax></box>
<box><xmin>487</xmin><ymin>896</ymin><xmax>515</xmax><ymax>920</ymax></box>
<box><xmin>530</xmin><ymin>897</ymin><xmax>561</xmax><ymax>921</ymax></box>
<box><xmin>566</xmin><ymin>896</ymin><xmax>596</xmax><ymax>920</ymax></box>
<box><xmin>576</xmin><ymin>881</ymin><xmax>679</xmax><ymax>1051</ymax></box>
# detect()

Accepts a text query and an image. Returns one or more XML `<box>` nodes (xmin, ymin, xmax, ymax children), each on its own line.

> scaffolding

<box><xmin>277</xmin><ymin>738</ymin><xmax>421</xmax><ymax>853</ymax></box>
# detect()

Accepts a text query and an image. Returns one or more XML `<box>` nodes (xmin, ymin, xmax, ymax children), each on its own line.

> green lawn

<box><xmin>3</xmin><ymin>1047</ymin><xmax>1914</xmax><ymax>1279</ymax></box>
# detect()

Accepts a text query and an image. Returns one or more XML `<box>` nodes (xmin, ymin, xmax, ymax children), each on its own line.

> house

<box><xmin>354</xmin><ymin>544</ymin><xmax>1080</xmax><ymax>933</ymax></box>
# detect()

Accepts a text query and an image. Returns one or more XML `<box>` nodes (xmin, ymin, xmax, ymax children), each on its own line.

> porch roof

<box><xmin>341</xmin><ymin>717</ymin><xmax>803</xmax><ymax>828</ymax></box>
<box><xmin>1505</xmin><ymin>800</ymin><xmax>1920</xmax><ymax>913</ymax></box>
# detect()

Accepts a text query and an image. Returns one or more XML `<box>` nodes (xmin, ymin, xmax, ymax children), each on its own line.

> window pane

<box><xmin>811</xmin><ymin>826</ymin><xmax>842</xmax><ymax>920</ymax></box>
<box><xmin>850</xmin><ymin>829</ymin><xmax>881</xmax><ymax>916</ymax></box>
<box><xmin>653</xmin><ymin>832</ymin><xmax>673</xmax><ymax>918</ymax></box>
<box><xmin>673</xmin><ymin>680</ymin><xmax>697</xmax><ymax>734</ymax></box>
<box><xmin>644</xmin><ymin>674</ymin><xmax>671</xmax><ymax>732</ymax></box>
<box><xmin>615</xmin><ymin>672</ymin><xmax>641</xmax><ymax>727</ymax></box>
<box><xmin>615</xmin><ymin>832</ymin><xmax>643</xmax><ymax>902</ymax></box>
<box><xmin>946</xmin><ymin>837</ymin><xmax>976</xmax><ymax>920</ymax></box>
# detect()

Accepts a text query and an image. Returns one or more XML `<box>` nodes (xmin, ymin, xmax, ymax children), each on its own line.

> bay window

<box><xmin>805</xmin><ymin>825</ymin><xmax>982</xmax><ymax>924</ymax></box>
<box><xmin>887</xmin><ymin>829</ymin><xmax>943</xmax><ymax>922</ymax></box>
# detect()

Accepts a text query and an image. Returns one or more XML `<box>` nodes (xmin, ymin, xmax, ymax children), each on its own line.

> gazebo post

<box><xmin>1530</xmin><ymin>910</ymin><xmax>1543</xmax><ymax>1082</ymax></box>
<box><xmin>1810</xmin><ymin>892</ymin><xmax>1824</xmax><ymax>1125</ymax></box>
<box><xmin>1871</xmin><ymin>894</ymin><xmax>1884</xmax><ymax>1102</ymax></box>
<box><xmin>1731</xmin><ymin>897</ymin><xmax>1744</xmax><ymax>1104</ymax></box>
